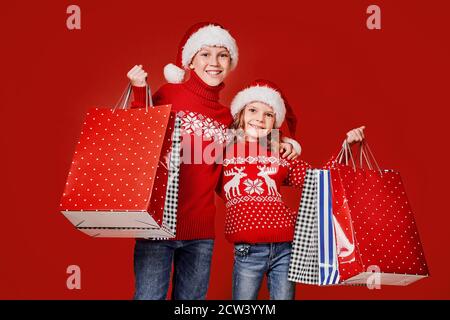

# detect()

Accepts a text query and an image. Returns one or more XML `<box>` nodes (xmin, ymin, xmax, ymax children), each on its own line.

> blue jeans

<box><xmin>133</xmin><ymin>239</ymin><xmax>214</xmax><ymax>300</ymax></box>
<box><xmin>233</xmin><ymin>242</ymin><xmax>295</xmax><ymax>300</ymax></box>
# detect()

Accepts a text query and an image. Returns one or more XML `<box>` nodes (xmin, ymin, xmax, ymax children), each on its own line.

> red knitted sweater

<box><xmin>132</xmin><ymin>72</ymin><xmax>233</xmax><ymax>240</ymax></box>
<box><xmin>220</xmin><ymin>141</ymin><xmax>311</xmax><ymax>244</ymax></box>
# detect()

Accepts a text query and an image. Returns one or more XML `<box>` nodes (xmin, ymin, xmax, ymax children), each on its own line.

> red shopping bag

<box><xmin>326</xmin><ymin>140</ymin><xmax>429</xmax><ymax>285</ymax></box>
<box><xmin>328</xmin><ymin>164</ymin><xmax>364</xmax><ymax>280</ymax></box>
<box><xmin>59</xmin><ymin>84</ymin><xmax>178</xmax><ymax>238</ymax></box>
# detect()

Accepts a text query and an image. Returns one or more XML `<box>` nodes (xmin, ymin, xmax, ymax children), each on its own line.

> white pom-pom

<box><xmin>163</xmin><ymin>63</ymin><xmax>185</xmax><ymax>84</ymax></box>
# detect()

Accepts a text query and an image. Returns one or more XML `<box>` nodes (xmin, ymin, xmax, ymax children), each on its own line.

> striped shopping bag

<box><xmin>317</xmin><ymin>170</ymin><xmax>340</xmax><ymax>285</ymax></box>
<box><xmin>288</xmin><ymin>169</ymin><xmax>340</xmax><ymax>285</ymax></box>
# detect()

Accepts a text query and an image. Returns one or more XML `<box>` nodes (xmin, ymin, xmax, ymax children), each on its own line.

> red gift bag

<box><xmin>60</xmin><ymin>84</ymin><xmax>178</xmax><ymax>238</ymax></box>
<box><xmin>327</xmin><ymin>140</ymin><xmax>429</xmax><ymax>285</ymax></box>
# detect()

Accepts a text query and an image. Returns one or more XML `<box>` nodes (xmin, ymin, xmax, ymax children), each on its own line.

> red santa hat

<box><xmin>164</xmin><ymin>22</ymin><xmax>239</xmax><ymax>84</ymax></box>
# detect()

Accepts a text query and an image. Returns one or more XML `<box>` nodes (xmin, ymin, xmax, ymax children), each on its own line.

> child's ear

<box><xmin>189</xmin><ymin>64</ymin><xmax>194</xmax><ymax>70</ymax></box>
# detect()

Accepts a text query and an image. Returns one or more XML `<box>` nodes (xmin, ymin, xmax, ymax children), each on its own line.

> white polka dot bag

<box><xmin>59</xmin><ymin>84</ymin><xmax>181</xmax><ymax>238</ymax></box>
<box><xmin>326</xmin><ymin>140</ymin><xmax>429</xmax><ymax>286</ymax></box>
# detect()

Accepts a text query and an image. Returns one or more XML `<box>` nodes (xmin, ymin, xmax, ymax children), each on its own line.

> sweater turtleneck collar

<box><xmin>182</xmin><ymin>70</ymin><xmax>225</xmax><ymax>102</ymax></box>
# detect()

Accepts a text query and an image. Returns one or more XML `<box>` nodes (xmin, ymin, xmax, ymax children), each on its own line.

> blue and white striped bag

<box><xmin>288</xmin><ymin>169</ymin><xmax>340</xmax><ymax>285</ymax></box>
<box><xmin>317</xmin><ymin>170</ymin><xmax>340</xmax><ymax>285</ymax></box>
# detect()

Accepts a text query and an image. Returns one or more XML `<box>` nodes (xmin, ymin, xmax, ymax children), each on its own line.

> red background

<box><xmin>1</xmin><ymin>0</ymin><xmax>449</xmax><ymax>299</ymax></box>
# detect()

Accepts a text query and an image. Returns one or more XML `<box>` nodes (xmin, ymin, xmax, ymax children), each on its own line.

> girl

<box><xmin>126</xmin><ymin>23</ymin><xmax>299</xmax><ymax>300</ymax></box>
<box><xmin>221</xmin><ymin>79</ymin><xmax>364</xmax><ymax>300</ymax></box>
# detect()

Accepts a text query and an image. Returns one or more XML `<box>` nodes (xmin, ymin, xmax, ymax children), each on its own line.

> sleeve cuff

<box><xmin>281</xmin><ymin>136</ymin><xmax>302</xmax><ymax>155</ymax></box>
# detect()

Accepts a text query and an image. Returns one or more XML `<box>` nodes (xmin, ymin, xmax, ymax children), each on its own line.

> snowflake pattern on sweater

<box><xmin>221</xmin><ymin>141</ymin><xmax>311</xmax><ymax>244</ymax></box>
<box><xmin>177</xmin><ymin>110</ymin><xmax>231</xmax><ymax>144</ymax></box>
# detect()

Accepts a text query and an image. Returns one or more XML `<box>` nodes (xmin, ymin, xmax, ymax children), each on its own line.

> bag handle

<box><xmin>360</xmin><ymin>140</ymin><xmax>383</xmax><ymax>175</ymax></box>
<box><xmin>358</xmin><ymin>142</ymin><xmax>373</xmax><ymax>170</ymax></box>
<box><xmin>336</xmin><ymin>139</ymin><xmax>383</xmax><ymax>175</ymax></box>
<box><xmin>113</xmin><ymin>82</ymin><xmax>153</xmax><ymax>113</ymax></box>
<box><xmin>337</xmin><ymin>140</ymin><xmax>357</xmax><ymax>171</ymax></box>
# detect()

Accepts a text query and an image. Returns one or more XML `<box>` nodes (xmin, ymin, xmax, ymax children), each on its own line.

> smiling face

<box><xmin>242</xmin><ymin>102</ymin><xmax>276</xmax><ymax>141</ymax></box>
<box><xmin>189</xmin><ymin>46</ymin><xmax>232</xmax><ymax>86</ymax></box>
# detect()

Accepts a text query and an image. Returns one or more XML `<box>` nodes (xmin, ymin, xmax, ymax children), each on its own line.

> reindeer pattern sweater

<box><xmin>220</xmin><ymin>141</ymin><xmax>311</xmax><ymax>244</ymax></box>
